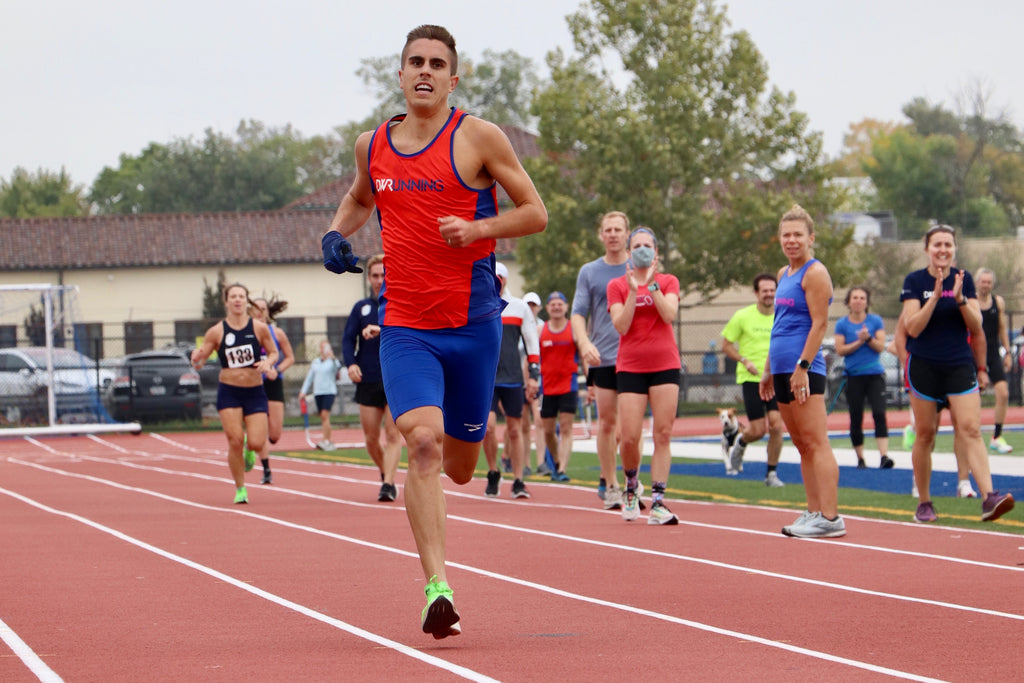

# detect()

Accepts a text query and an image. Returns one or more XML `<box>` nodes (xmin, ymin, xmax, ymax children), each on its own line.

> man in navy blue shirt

<box><xmin>343</xmin><ymin>254</ymin><xmax>403</xmax><ymax>502</ymax></box>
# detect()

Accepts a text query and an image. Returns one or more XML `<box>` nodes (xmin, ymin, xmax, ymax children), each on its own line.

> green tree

<box><xmin>89</xmin><ymin>121</ymin><xmax>345</xmax><ymax>214</ymax></box>
<box><xmin>0</xmin><ymin>167</ymin><xmax>90</xmax><ymax>217</ymax></box>
<box><xmin>864</xmin><ymin>88</ymin><xmax>1024</xmax><ymax>238</ymax></box>
<box><xmin>863</xmin><ymin>128</ymin><xmax>957</xmax><ymax>236</ymax></box>
<box><xmin>202</xmin><ymin>271</ymin><xmax>228</xmax><ymax>323</ymax></box>
<box><xmin>520</xmin><ymin>0</ymin><xmax>852</xmax><ymax>302</ymax></box>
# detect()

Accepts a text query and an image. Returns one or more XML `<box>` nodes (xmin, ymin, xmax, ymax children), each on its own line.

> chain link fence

<box><xmin>3</xmin><ymin>310</ymin><xmax>1023</xmax><ymax>425</ymax></box>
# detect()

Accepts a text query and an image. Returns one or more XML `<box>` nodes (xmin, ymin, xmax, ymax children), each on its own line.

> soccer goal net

<box><xmin>0</xmin><ymin>284</ymin><xmax>140</xmax><ymax>437</ymax></box>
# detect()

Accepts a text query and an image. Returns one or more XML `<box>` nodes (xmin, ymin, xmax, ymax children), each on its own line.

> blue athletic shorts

<box><xmin>216</xmin><ymin>383</ymin><xmax>268</xmax><ymax>415</ymax></box>
<box><xmin>314</xmin><ymin>394</ymin><xmax>336</xmax><ymax>413</ymax></box>
<box><xmin>380</xmin><ymin>317</ymin><xmax>502</xmax><ymax>443</ymax></box>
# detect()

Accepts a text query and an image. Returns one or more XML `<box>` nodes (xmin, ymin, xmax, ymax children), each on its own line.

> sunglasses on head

<box><xmin>925</xmin><ymin>224</ymin><xmax>955</xmax><ymax>237</ymax></box>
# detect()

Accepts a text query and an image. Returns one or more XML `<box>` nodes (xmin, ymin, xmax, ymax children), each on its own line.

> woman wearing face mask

<box><xmin>607</xmin><ymin>227</ymin><xmax>681</xmax><ymax>525</ymax></box>
<box><xmin>900</xmin><ymin>224</ymin><xmax>1014</xmax><ymax>524</ymax></box>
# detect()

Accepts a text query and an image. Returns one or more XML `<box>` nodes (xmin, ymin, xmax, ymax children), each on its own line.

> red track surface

<box><xmin>2</xmin><ymin>429</ymin><xmax>1023</xmax><ymax>681</ymax></box>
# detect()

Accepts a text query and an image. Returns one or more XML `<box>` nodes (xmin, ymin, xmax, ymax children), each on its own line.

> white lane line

<box><xmin>53</xmin><ymin>437</ymin><xmax>1024</xmax><ymax>573</ymax></box>
<box><xmin>0</xmin><ymin>485</ymin><xmax>496</xmax><ymax>683</ymax></box>
<box><xmin>0</xmin><ymin>616</ymin><xmax>64</xmax><ymax>683</ymax></box>
<box><xmin>0</xmin><ymin>460</ymin><xmax>981</xmax><ymax>681</ymax></box>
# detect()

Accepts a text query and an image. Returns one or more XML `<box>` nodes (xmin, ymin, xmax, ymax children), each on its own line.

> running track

<box><xmin>2</xmin><ymin>430</ymin><xmax>1023</xmax><ymax>682</ymax></box>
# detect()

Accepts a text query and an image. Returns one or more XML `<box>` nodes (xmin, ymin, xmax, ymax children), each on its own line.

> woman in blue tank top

<box><xmin>759</xmin><ymin>205</ymin><xmax>844</xmax><ymax>539</ymax></box>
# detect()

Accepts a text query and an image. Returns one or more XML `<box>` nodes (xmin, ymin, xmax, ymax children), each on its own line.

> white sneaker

<box><xmin>781</xmin><ymin>510</ymin><xmax>813</xmax><ymax>536</ymax></box>
<box><xmin>318</xmin><ymin>439</ymin><xmax>336</xmax><ymax>451</ymax></box>
<box><xmin>765</xmin><ymin>471</ymin><xmax>785</xmax><ymax>488</ymax></box>
<box><xmin>957</xmin><ymin>479</ymin><xmax>978</xmax><ymax>498</ymax></box>
<box><xmin>622</xmin><ymin>489</ymin><xmax>641</xmax><ymax>521</ymax></box>
<box><xmin>603</xmin><ymin>487</ymin><xmax>623</xmax><ymax>510</ymax></box>
<box><xmin>786</xmin><ymin>512</ymin><xmax>846</xmax><ymax>539</ymax></box>
<box><xmin>647</xmin><ymin>501</ymin><xmax>679</xmax><ymax>525</ymax></box>
<box><xmin>990</xmin><ymin>436</ymin><xmax>1013</xmax><ymax>454</ymax></box>
<box><xmin>911</xmin><ymin>483</ymin><xmax>919</xmax><ymax>499</ymax></box>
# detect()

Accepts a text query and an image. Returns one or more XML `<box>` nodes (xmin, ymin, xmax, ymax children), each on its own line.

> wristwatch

<box><xmin>648</xmin><ymin>281</ymin><xmax>660</xmax><ymax>292</ymax></box>
<box><xmin>797</xmin><ymin>358</ymin><xmax>811</xmax><ymax>370</ymax></box>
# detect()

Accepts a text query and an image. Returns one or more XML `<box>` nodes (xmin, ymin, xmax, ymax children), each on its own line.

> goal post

<box><xmin>0</xmin><ymin>283</ymin><xmax>141</xmax><ymax>437</ymax></box>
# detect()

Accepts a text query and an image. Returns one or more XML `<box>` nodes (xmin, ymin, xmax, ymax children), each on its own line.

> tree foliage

<box><xmin>202</xmin><ymin>270</ymin><xmax>228</xmax><ymax>322</ymax></box>
<box><xmin>0</xmin><ymin>167</ymin><xmax>90</xmax><ymax>217</ymax></box>
<box><xmin>860</xmin><ymin>86</ymin><xmax>1024</xmax><ymax>238</ymax></box>
<box><xmin>89</xmin><ymin>121</ymin><xmax>346</xmax><ymax>214</ymax></box>
<box><xmin>519</xmin><ymin>0</ymin><xmax>852</xmax><ymax>304</ymax></box>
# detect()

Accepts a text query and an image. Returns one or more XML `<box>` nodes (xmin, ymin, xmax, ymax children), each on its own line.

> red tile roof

<box><xmin>1</xmin><ymin>209</ymin><xmax>516</xmax><ymax>271</ymax></box>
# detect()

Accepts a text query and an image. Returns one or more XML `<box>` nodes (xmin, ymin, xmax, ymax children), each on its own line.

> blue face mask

<box><xmin>631</xmin><ymin>245</ymin><xmax>655</xmax><ymax>268</ymax></box>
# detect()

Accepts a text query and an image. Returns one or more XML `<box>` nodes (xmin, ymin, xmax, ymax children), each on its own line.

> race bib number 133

<box><xmin>225</xmin><ymin>346</ymin><xmax>255</xmax><ymax>369</ymax></box>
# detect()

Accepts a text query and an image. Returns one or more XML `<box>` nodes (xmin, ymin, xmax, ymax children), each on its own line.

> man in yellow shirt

<box><xmin>720</xmin><ymin>273</ymin><xmax>785</xmax><ymax>487</ymax></box>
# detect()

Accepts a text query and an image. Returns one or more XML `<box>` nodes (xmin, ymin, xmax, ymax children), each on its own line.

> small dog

<box><xmin>717</xmin><ymin>408</ymin><xmax>740</xmax><ymax>474</ymax></box>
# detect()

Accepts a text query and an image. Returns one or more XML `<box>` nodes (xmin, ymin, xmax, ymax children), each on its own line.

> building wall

<box><xmin>0</xmin><ymin>261</ymin><xmax>528</xmax><ymax>358</ymax></box>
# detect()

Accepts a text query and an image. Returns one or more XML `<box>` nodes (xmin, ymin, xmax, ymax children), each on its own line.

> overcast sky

<box><xmin>2</xmin><ymin>0</ymin><xmax>1022</xmax><ymax>187</ymax></box>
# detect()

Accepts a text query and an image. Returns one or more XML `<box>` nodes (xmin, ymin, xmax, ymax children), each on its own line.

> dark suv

<box><xmin>103</xmin><ymin>351</ymin><xmax>202</xmax><ymax>422</ymax></box>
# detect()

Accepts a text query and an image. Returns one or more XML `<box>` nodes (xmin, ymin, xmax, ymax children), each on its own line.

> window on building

<box><xmin>0</xmin><ymin>325</ymin><xmax>15</xmax><ymax>349</ymax></box>
<box><xmin>326</xmin><ymin>316</ymin><xmax>349</xmax><ymax>361</ymax></box>
<box><xmin>174</xmin><ymin>320</ymin><xmax>206</xmax><ymax>347</ymax></box>
<box><xmin>275</xmin><ymin>317</ymin><xmax>306</xmax><ymax>361</ymax></box>
<box><xmin>124</xmin><ymin>321</ymin><xmax>154</xmax><ymax>354</ymax></box>
<box><xmin>73</xmin><ymin>322</ymin><xmax>104</xmax><ymax>359</ymax></box>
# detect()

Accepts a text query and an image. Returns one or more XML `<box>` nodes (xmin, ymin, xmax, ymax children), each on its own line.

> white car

<box><xmin>0</xmin><ymin>347</ymin><xmax>116</xmax><ymax>422</ymax></box>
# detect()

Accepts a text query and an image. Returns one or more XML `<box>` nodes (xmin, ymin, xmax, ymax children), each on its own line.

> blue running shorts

<box><xmin>216</xmin><ymin>382</ymin><xmax>268</xmax><ymax>415</ymax></box>
<box><xmin>380</xmin><ymin>317</ymin><xmax>502</xmax><ymax>443</ymax></box>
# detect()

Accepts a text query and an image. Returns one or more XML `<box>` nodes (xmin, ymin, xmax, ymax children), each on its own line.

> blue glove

<box><xmin>322</xmin><ymin>231</ymin><xmax>363</xmax><ymax>274</ymax></box>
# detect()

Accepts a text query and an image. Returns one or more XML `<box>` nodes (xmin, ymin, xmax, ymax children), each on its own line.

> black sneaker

<box><xmin>511</xmin><ymin>479</ymin><xmax>530</xmax><ymax>499</ymax></box>
<box><xmin>879</xmin><ymin>455</ymin><xmax>895</xmax><ymax>469</ymax></box>
<box><xmin>261</xmin><ymin>471</ymin><xmax>273</xmax><ymax>485</ymax></box>
<box><xmin>856</xmin><ymin>459</ymin><xmax>867</xmax><ymax>469</ymax></box>
<box><xmin>378</xmin><ymin>482</ymin><xmax>397</xmax><ymax>502</ymax></box>
<box><xmin>501</xmin><ymin>457</ymin><xmax>512</xmax><ymax>473</ymax></box>
<box><xmin>485</xmin><ymin>470</ymin><xmax>501</xmax><ymax>497</ymax></box>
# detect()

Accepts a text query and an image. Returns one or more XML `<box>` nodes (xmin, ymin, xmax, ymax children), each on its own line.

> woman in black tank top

<box><xmin>191</xmin><ymin>283</ymin><xmax>278</xmax><ymax>504</ymax></box>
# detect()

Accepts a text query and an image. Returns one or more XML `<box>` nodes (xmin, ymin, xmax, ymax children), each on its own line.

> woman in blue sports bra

<box><xmin>759</xmin><ymin>204</ymin><xmax>845</xmax><ymax>539</ymax></box>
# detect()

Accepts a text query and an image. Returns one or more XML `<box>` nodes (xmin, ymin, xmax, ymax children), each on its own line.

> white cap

<box><xmin>523</xmin><ymin>292</ymin><xmax>541</xmax><ymax>307</ymax></box>
<box><xmin>495</xmin><ymin>262</ymin><xmax>509</xmax><ymax>279</ymax></box>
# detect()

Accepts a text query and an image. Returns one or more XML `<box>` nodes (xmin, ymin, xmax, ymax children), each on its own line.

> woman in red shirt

<box><xmin>607</xmin><ymin>227</ymin><xmax>681</xmax><ymax>525</ymax></box>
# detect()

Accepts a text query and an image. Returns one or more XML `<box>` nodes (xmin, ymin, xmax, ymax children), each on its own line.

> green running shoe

<box><xmin>421</xmin><ymin>575</ymin><xmax>461</xmax><ymax>639</ymax></box>
<box><xmin>234</xmin><ymin>486</ymin><xmax>248</xmax><ymax>504</ymax></box>
<box><xmin>902</xmin><ymin>425</ymin><xmax>916</xmax><ymax>451</ymax></box>
<box><xmin>243</xmin><ymin>435</ymin><xmax>257</xmax><ymax>472</ymax></box>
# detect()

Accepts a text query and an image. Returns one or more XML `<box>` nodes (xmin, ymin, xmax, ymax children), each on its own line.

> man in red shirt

<box><xmin>321</xmin><ymin>25</ymin><xmax>547</xmax><ymax>639</ymax></box>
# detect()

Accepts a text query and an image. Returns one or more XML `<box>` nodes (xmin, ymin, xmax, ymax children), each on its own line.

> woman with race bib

<box><xmin>192</xmin><ymin>283</ymin><xmax>277</xmax><ymax>504</ymax></box>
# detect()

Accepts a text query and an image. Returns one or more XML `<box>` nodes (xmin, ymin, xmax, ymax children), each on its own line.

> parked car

<box><xmin>161</xmin><ymin>342</ymin><xmax>221</xmax><ymax>404</ymax></box>
<box><xmin>824</xmin><ymin>338</ymin><xmax>905</xmax><ymax>410</ymax></box>
<box><xmin>103</xmin><ymin>351</ymin><xmax>203</xmax><ymax>422</ymax></box>
<box><xmin>0</xmin><ymin>346</ymin><xmax>116</xmax><ymax>422</ymax></box>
